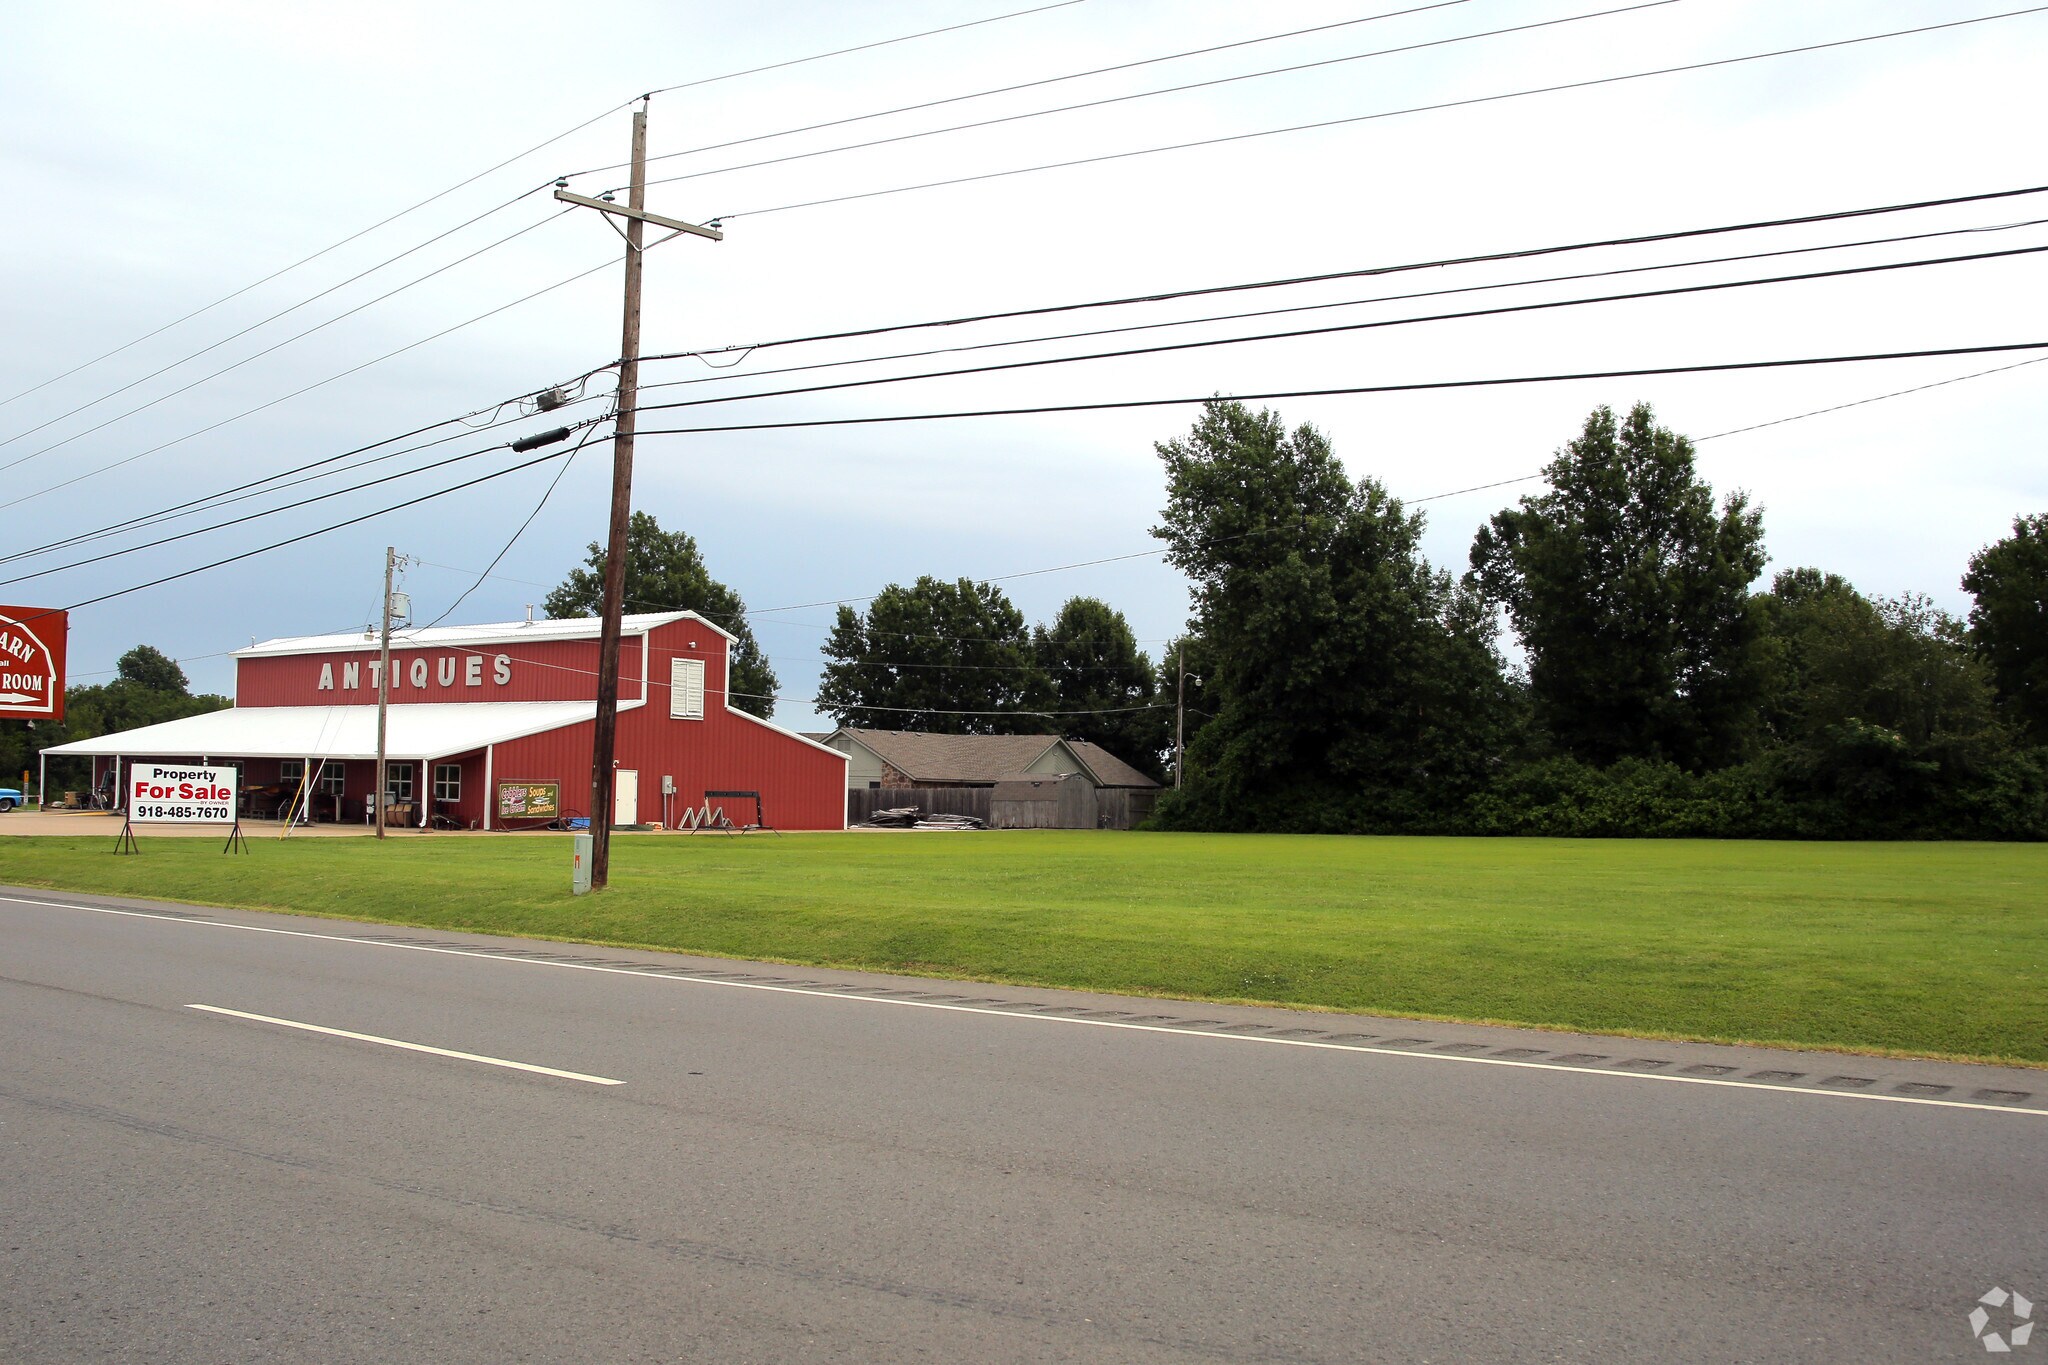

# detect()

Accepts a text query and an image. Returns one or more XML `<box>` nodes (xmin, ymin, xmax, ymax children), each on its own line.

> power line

<box><xmin>386</xmin><ymin>634</ymin><xmax>1173</xmax><ymax>716</ymax></box>
<box><xmin>1410</xmin><ymin>353</ymin><xmax>2048</xmax><ymax>504</ymax></box>
<box><xmin>0</xmin><ymin>110</ymin><xmax>630</xmax><ymax>416</ymax></box>
<box><xmin>634</xmin><ymin>243</ymin><xmax>2048</xmax><ymax>417</ymax></box>
<box><xmin>0</xmin><ymin>209</ymin><xmax>576</xmax><ymax>479</ymax></box>
<box><xmin>414</xmin><ymin>418</ymin><xmax>611</xmax><ymax>631</ymax></box>
<box><xmin>642</xmin><ymin>184</ymin><xmax>2048</xmax><ymax>364</ymax></box>
<box><xmin>631</xmin><ymin>1</ymin><xmax>1671</xmax><ymax>193</ymax></box>
<box><xmin>414</xmin><ymin>321</ymin><xmax>2048</xmax><ymax>639</ymax></box>
<box><xmin>7</xmin><ymin>3</ymin><xmax>1092</xmax><ymax>421</ymax></box>
<box><xmin>275</xmin><ymin>630</ymin><xmax>1173</xmax><ymax>719</ymax></box>
<box><xmin>0</xmin><ymin>190</ymin><xmax>554</xmax><ymax>454</ymax></box>
<box><xmin>703</xmin><ymin>347</ymin><xmax>2048</xmax><ymax>616</ymax></box>
<box><xmin>785</xmin><ymin>697</ymin><xmax>1170</xmax><ymax>717</ymax></box>
<box><xmin>408</xmin><ymin>551</ymin><xmax>1174</xmax><ymax>643</ymax></box>
<box><xmin>1694</xmin><ymin>355</ymin><xmax>2048</xmax><ymax>440</ymax></box>
<box><xmin>745</xmin><ymin>550</ymin><xmax>1226</xmax><ymax>624</ymax></box>
<box><xmin>0</xmin><ymin>3</ymin><xmax>1099</xmax><ymax>492</ymax></box>
<box><xmin>0</xmin><ymin>417</ymin><xmax>607</xmax><ymax>593</ymax></box>
<box><xmin>34</xmin><ymin>342</ymin><xmax>2046</xmax><ymax>634</ymax></box>
<box><xmin>30</xmin><ymin>432</ymin><xmax>601</xmax><ymax>628</ymax></box>
<box><xmin>630</xmin><ymin>341</ymin><xmax>2048</xmax><ymax>438</ymax></box>
<box><xmin>408</xmin><ymin>558</ymin><xmax>741</xmax><ymax>623</ymax></box>
<box><xmin>645</xmin><ymin>0</ymin><xmax>1089</xmax><ymax>98</ymax></box>
<box><xmin>2</xmin><ymin>7</ymin><xmax>1090</xmax><ymax>422</ymax></box>
<box><xmin>773</xmin><ymin>655</ymin><xmax>1153</xmax><ymax>675</ymax></box>
<box><xmin>91</xmin><ymin>341</ymin><xmax>2043</xmax><ymax>676</ymax></box>
<box><xmin>61</xmin><ymin>617</ymin><xmax>381</xmax><ymax>684</ymax></box>
<box><xmin>0</xmin><ymin>376</ymin><xmax>609</xmax><ymax>571</ymax></box>
<box><xmin>1409</xmin><ymin>474</ymin><xmax>1550</xmax><ymax>506</ymax></box>
<box><xmin>568</xmin><ymin>1</ymin><xmax>1479</xmax><ymax>181</ymax></box>
<box><xmin>706</xmin><ymin>7</ymin><xmax>2048</xmax><ymax>221</ymax></box>
<box><xmin>0</xmin><ymin>255</ymin><xmax>618</xmax><ymax>514</ymax></box>
<box><xmin>638</xmin><ymin>217</ymin><xmax>2048</xmax><ymax>400</ymax></box>
<box><xmin>59</xmin><ymin>611</ymin><xmax>1163</xmax><ymax>721</ymax></box>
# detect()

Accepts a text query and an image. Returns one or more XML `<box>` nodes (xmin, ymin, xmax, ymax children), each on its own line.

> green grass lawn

<box><xmin>3</xmin><ymin>830</ymin><xmax>2042</xmax><ymax>1065</ymax></box>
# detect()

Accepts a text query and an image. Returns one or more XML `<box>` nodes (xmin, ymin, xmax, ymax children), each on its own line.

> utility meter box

<box><xmin>661</xmin><ymin>775</ymin><xmax>675</xmax><ymax>794</ymax></box>
<box><xmin>571</xmin><ymin>832</ymin><xmax>593</xmax><ymax>895</ymax></box>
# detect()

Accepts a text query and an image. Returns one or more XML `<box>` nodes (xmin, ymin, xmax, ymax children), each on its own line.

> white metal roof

<box><xmin>233</xmin><ymin>609</ymin><xmax>734</xmax><ymax>658</ymax></box>
<box><xmin>38</xmin><ymin>701</ymin><xmax>641</xmax><ymax>760</ymax></box>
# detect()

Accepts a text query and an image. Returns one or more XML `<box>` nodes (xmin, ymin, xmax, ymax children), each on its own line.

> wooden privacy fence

<box><xmin>1095</xmin><ymin>787</ymin><xmax>1158</xmax><ymax>830</ymax></box>
<box><xmin>991</xmin><ymin>774</ymin><xmax>1095</xmax><ymax>829</ymax></box>
<box><xmin>847</xmin><ymin>786</ymin><xmax>992</xmax><ymax>825</ymax></box>
<box><xmin>847</xmin><ymin>784</ymin><xmax>1158</xmax><ymax>829</ymax></box>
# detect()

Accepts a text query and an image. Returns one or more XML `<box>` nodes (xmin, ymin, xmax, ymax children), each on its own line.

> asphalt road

<box><xmin>3</xmin><ymin>885</ymin><xmax>2043</xmax><ymax>1363</ymax></box>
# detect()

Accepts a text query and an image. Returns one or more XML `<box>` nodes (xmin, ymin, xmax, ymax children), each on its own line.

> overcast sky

<box><xmin>4</xmin><ymin>0</ymin><xmax>2043</xmax><ymax>731</ymax></box>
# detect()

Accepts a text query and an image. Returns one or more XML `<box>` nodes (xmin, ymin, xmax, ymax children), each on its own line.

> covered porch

<box><xmin>39</xmin><ymin>702</ymin><xmax>602</xmax><ymax>832</ymax></box>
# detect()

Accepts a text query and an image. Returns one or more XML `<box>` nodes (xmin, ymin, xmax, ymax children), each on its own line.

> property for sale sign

<box><xmin>129</xmin><ymin>764</ymin><xmax>237</xmax><ymax>824</ymax></box>
<box><xmin>0</xmin><ymin>605</ymin><xmax>66</xmax><ymax>721</ymax></box>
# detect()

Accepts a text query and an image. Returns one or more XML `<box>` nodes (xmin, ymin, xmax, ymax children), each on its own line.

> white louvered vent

<box><xmin>670</xmin><ymin>657</ymin><xmax>705</xmax><ymax>720</ymax></box>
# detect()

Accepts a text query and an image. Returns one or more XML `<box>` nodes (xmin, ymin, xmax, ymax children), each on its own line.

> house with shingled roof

<box><xmin>818</xmin><ymin>728</ymin><xmax>1159</xmax><ymax>792</ymax></box>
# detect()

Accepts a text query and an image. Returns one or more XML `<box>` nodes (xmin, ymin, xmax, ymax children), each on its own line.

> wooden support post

<box><xmin>376</xmin><ymin>545</ymin><xmax>394</xmax><ymax>840</ymax></box>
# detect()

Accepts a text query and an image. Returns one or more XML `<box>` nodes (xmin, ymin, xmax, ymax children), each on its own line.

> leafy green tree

<box><xmin>8</xmin><ymin>645</ymin><xmax>230</xmax><ymax>792</ymax></box>
<box><xmin>1962</xmin><ymin>512</ymin><xmax>2048</xmax><ymax>742</ymax></box>
<box><xmin>1151</xmin><ymin>400</ymin><xmax>1515</xmax><ymax>830</ymax></box>
<box><xmin>116</xmin><ymin>644</ymin><xmax>188</xmax><ymax>693</ymax></box>
<box><xmin>817</xmin><ymin>577</ymin><xmax>1044</xmax><ymax>734</ymax></box>
<box><xmin>1757</xmin><ymin>568</ymin><xmax>2008</xmax><ymax>827</ymax></box>
<box><xmin>545</xmin><ymin>510</ymin><xmax>777</xmax><ymax>718</ymax></box>
<box><xmin>0</xmin><ymin>722</ymin><xmax>40</xmax><ymax>792</ymax></box>
<box><xmin>1033</xmin><ymin>597</ymin><xmax>1165</xmax><ymax>778</ymax></box>
<box><xmin>1470</xmin><ymin>402</ymin><xmax>1767</xmax><ymax>771</ymax></box>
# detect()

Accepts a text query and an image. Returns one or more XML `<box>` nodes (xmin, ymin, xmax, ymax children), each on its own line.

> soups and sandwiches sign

<box><xmin>0</xmin><ymin>605</ymin><xmax>67</xmax><ymax>721</ymax></box>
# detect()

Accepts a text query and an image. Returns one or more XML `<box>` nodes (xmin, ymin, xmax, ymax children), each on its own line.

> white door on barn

<box><xmin>613</xmin><ymin>769</ymin><xmax>639</xmax><ymax>826</ymax></box>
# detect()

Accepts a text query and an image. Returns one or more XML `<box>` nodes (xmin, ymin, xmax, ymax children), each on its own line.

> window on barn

<box><xmin>386</xmin><ymin>764</ymin><xmax>414</xmax><ymax>801</ymax></box>
<box><xmin>433</xmin><ymin>764</ymin><xmax>461</xmax><ymax>802</ymax></box>
<box><xmin>670</xmin><ymin>657</ymin><xmax>705</xmax><ymax>720</ymax></box>
<box><xmin>318</xmin><ymin>762</ymin><xmax>346</xmax><ymax>795</ymax></box>
<box><xmin>280</xmin><ymin>759</ymin><xmax>304</xmax><ymax>785</ymax></box>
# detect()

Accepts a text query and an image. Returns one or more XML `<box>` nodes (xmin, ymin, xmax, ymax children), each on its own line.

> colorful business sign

<box><xmin>0</xmin><ymin>606</ymin><xmax>66</xmax><ymax>721</ymax></box>
<box><xmin>496</xmin><ymin>781</ymin><xmax>561</xmax><ymax>820</ymax></box>
<box><xmin>129</xmin><ymin>763</ymin><xmax>237</xmax><ymax>824</ymax></box>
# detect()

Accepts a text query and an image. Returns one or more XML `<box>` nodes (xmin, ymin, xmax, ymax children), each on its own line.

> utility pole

<box><xmin>1175</xmin><ymin>644</ymin><xmax>1185</xmax><ymax>791</ymax></box>
<box><xmin>375</xmin><ymin>545</ymin><xmax>394</xmax><ymax>840</ymax></box>
<box><xmin>555</xmin><ymin>98</ymin><xmax>722</xmax><ymax>891</ymax></box>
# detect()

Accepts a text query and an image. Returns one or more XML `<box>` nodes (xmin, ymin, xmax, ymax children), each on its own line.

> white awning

<box><xmin>38</xmin><ymin>701</ymin><xmax>641</xmax><ymax>761</ymax></box>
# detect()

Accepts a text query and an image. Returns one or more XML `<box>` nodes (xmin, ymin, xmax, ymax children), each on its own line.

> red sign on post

<box><xmin>0</xmin><ymin>606</ymin><xmax>68</xmax><ymax>722</ymax></box>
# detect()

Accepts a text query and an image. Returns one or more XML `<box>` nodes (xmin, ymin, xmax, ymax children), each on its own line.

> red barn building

<box><xmin>42</xmin><ymin>612</ymin><xmax>846</xmax><ymax>830</ymax></box>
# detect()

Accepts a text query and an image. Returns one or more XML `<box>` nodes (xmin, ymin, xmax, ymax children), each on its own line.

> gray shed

<box><xmin>989</xmin><ymin>772</ymin><xmax>1097</xmax><ymax>829</ymax></box>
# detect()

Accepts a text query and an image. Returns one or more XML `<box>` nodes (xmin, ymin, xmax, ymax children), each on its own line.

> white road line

<box><xmin>184</xmin><ymin>1003</ymin><xmax>624</xmax><ymax>1085</ymax></box>
<box><xmin>7</xmin><ymin>891</ymin><xmax>2040</xmax><ymax>1116</ymax></box>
